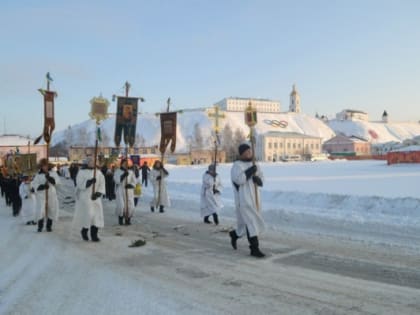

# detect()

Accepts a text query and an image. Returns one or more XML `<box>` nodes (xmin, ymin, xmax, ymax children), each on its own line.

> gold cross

<box><xmin>208</xmin><ymin>105</ymin><xmax>225</xmax><ymax>133</ymax></box>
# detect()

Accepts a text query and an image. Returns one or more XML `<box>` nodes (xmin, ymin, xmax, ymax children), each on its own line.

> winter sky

<box><xmin>2</xmin><ymin>0</ymin><xmax>420</xmax><ymax>137</ymax></box>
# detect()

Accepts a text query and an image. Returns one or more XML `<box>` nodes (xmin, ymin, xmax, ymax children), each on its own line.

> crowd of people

<box><xmin>1</xmin><ymin>142</ymin><xmax>266</xmax><ymax>258</ymax></box>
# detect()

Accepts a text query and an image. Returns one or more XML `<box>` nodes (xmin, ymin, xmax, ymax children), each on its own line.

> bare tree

<box><xmin>193</xmin><ymin>123</ymin><xmax>204</xmax><ymax>149</ymax></box>
<box><xmin>78</xmin><ymin>127</ymin><xmax>88</xmax><ymax>146</ymax></box>
<box><xmin>221</xmin><ymin>124</ymin><xmax>236</xmax><ymax>162</ymax></box>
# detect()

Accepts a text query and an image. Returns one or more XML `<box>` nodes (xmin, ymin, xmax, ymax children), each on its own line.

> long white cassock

<box><xmin>73</xmin><ymin>169</ymin><xmax>106</xmax><ymax>230</ymax></box>
<box><xmin>19</xmin><ymin>182</ymin><xmax>36</xmax><ymax>223</ymax></box>
<box><xmin>231</xmin><ymin>160</ymin><xmax>265</xmax><ymax>237</ymax></box>
<box><xmin>200</xmin><ymin>172</ymin><xmax>223</xmax><ymax>218</ymax></box>
<box><xmin>150</xmin><ymin>168</ymin><xmax>170</xmax><ymax>207</ymax></box>
<box><xmin>113</xmin><ymin>168</ymin><xmax>136</xmax><ymax>217</ymax></box>
<box><xmin>32</xmin><ymin>171</ymin><xmax>61</xmax><ymax>221</ymax></box>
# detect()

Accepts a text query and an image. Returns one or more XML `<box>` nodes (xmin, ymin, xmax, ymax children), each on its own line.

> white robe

<box><xmin>32</xmin><ymin>171</ymin><xmax>61</xmax><ymax>221</ymax></box>
<box><xmin>150</xmin><ymin>168</ymin><xmax>170</xmax><ymax>207</ymax></box>
<box><xmin>113</xmin><ymin>168</ymin><xmax>136</xmax><ymax>217</ymax></box>
<box><xmin>200</xmin><ymin>172</ymin><xmax>223</xmax><ymax>217</ymax></box>
<box><xmin>72</xmin><ymin>169</ymin><xmax>105</xmax><ymax>230</ymax></box>
<box><xmin>231</xmin><ymin>160</ymin><xmax>265</xmax><ymax>237</ymax></box>
<box><xmin>19</xmin><ymin>182</ymin><xmax>36</xmax><ymax>223</ymax></box>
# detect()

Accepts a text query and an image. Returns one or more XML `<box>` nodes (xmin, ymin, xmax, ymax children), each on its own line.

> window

<box><xmin>268</xmin><ymin>142</ymin><xmax>272</xmax><ymax>149</ymax></box>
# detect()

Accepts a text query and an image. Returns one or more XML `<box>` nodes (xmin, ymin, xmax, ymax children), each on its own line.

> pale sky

<box><xmin>1</xmin><ymin>0</ymin><xmax>420</xmax><ymax>137</ymax></box>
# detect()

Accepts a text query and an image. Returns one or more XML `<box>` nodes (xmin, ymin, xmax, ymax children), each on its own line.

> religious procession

<box><xmin>0</xmin><ymin>74</ymin><xmax>266</xmax><ymax>258</ymax></box>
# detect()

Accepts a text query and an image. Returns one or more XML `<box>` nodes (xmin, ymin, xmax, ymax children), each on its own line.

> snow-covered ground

<box><xmin>1</xmin><ymin>160</ymin><xmax>420</xmax><ymax>314</ymax></box>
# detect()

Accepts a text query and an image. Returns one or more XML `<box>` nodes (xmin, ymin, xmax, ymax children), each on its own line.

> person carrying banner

<box><xmin>150</xmin><ymin>160</ymin><xmax>170</xmax><ymax>213</ymax></box>
<box><xmin>32</xmin><ymin>158</ymin><xmax>60</xmax><ymax>232</ymax></box>
<box><xmin>113</xmin><ymin>158</ymin><xmax>136</xmax><ymax>225</ymax></box>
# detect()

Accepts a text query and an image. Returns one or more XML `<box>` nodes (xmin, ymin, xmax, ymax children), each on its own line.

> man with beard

<box><xmin>229</xmin><ymin>143</ymin><xmax>266</xmax><ymax>258</ymax></box>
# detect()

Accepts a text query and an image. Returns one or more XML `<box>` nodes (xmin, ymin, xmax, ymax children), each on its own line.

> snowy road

<box><xmin>1</xmin><ymin>172</ymin><xmax>420</xmax><ymax>315</ymax></box>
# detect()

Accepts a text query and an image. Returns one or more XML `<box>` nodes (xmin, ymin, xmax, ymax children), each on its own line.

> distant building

<box><xmin>323</xmin><ymin>135</ymin><xmax>371</xmax><ymax>156</ymax></box>
<box><xmin>68</xmin><ymin>145</ymin><xmax>159</xmax><ymax>162</ymax></box>
<box><xmin>289</xmin><ymin>84</ymin><xmax>301</xmax><ymax>113</ymax></box>
<box><xmin>256</xmin><ymin>131</ymin><xmax>322</xmax><ymax>162</ymax></box>
<box><xmin>0</xmin><ymin>134</ymin><xmax>47</xmax><ymax>166</ymax></box>
<box><xmin>215</xmin><ymin>97</ymin><xmax>280</xmax><ymax>113</ymax></box>
<box><xmin>336</xmin><ymin>109</ymin><xmax>369</xmax><ymax>121</ymax></box>
<box><xmin>168</xmin><ymin>149</ymin><xmax>226</xmax><ymax>165</ymax></box>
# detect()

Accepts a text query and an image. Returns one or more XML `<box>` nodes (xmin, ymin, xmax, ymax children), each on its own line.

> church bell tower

<box><xmin>289</xmin><ymin>84</ymin><xmax>301</xmax><ymax>113</ymax></box>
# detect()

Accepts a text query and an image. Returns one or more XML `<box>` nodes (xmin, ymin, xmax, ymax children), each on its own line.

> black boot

<box><xmin>159</xmin><ymin>205</ymin><xmax>164</xmax><ymax>213</ymax></box>
<box><xmin>81</xmin><ymin>228</ymin><xmax>89</xmax><ymax>241</ymax></box>
<box><xmin>90</xmin><ymin>225</ymin><xmax>100</xmax><ymax>242</ymax></box>
<box><xmin>249</xmin><ymin>236</ymin><xmax>265</xmax><ymax>258</ymax></box>
<box><xmin>37</xmin><ymin>219</ymin><xmax>44</xmax><ymax>232</ymax></box>
<box><xmin>118</xmin><ymin>216</ymin><xmax>124</xmax><ymax>225</ymax></box>
<box><xmin>229</xmin><ymin>230</ymin><xmax>239</xmax><ymax>250</ymax></box>
<box><xmin>46</xmin><ymin>218</ymin><xmax>53</xmax><ymax>232</ymax></box>
<box><xmin>125</xmin><ymin>217</ymin><xmax>131</xmax><ymax>225</ymax></box>
<box><xmin>212</xmin><ymin>213</ymin><xmax>219</xmax><ymax>225</ymax></box>
<box><xmin>204</xmin><ymin>216</ymin><xmax>211</xmax><ymax>224</ymax></box>
<box><xmin>150</xmin><ymin>206</ymin><xmax>155</xmax><ymax>212</ymax></box>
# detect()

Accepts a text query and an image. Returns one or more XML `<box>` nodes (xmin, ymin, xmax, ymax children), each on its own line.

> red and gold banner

<box><xmin>42</xmin><ymin>90</ymin><xmax>56</xmax><ymax>144</ymax></box>
<box><xmin>114</xmin><ymin>97</ymin><xmax>138</xmax><ymax>148</ymax></box>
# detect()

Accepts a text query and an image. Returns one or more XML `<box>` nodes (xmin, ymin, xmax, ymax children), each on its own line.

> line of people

<box><xmin>1</xmin><ymin>142</ymin><xmax>265</xmax><ymax>258</ymax></box>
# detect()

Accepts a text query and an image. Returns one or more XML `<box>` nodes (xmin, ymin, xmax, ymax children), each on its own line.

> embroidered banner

<box><xmin>159</xmin><ymin>112</ymin><xmax>177</xmax><ymax>154</ymax></box>
<box><xmin>114</xmin><ymin>97</ymin><xmax>138</xmax><ymax>148</ymax></box>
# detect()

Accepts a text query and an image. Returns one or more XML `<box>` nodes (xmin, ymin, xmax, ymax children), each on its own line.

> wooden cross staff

<box><xmin>207</xmin><ymin>105</ymin><xmax>225</xmax><ymax>169</ymax></box>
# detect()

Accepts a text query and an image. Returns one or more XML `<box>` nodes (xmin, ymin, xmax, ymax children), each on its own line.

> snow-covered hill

<box><xmin>51</xmin><ymin>110</ymin><xmax>336</xmax><ymax>151</ymax></box>
<box><xmin>50</xmin><ymin>109</ymin><xmax>420</xmax><ymax>151</ymax></box>
<box><xmin>327</xmin><ymin>119</ymin><xmax>420</xmax><ymax>143</ymax></box>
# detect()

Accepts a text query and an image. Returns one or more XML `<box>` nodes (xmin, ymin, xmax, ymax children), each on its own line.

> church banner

<box><xmin>42</xmin><ymin>91</ymin><xmax>56</xmax><ymax>144</ymax></box>
<box><xmin>159</xmin><ymin>112</ymin><xmax>177</xmax><ymax>154</ymax></box>
<box><xmin>114</xmin><ymin>97</ymin><xmax>138</xmax><ymax>148</ymax></box>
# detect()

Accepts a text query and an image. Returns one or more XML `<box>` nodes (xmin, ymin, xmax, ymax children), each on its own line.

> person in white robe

<box><xmin>229</xmin><ymin>143</ymin><xmax>266</xmax><ymax>258</ymax></box>
<box><xmin>72</xmin><ymin>158</ymin><xmax>105</xmax><ymax>242</ymax></box>
<box><xmin>32</xmin><ymin>158</ymin><xmax>61</xmax><ymax>232</ymax></box>
<box><xmin>113</xmin><ymin>158</ymin><xmax>136</xmax><ymax>225</ymax></box>
<box><xmin>19</xmin><ymin>175</ymin><xmax>36</xmax><ymax>225</ymax></box>
<box><xmin>200</xmin><ymin>164</ymin><xmax>223</xmax><ymax>225</ymax></box>
<box><xmin>149</xmin><ymin>160</ymin><xmax>170</xmax><ymax>213</ymax></box>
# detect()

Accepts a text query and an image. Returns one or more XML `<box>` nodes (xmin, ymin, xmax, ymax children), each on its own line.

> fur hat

<box><xmin>238</xmin><ymin>143</ymin><xmax>251</xmax><ymax>156</ymax></box>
